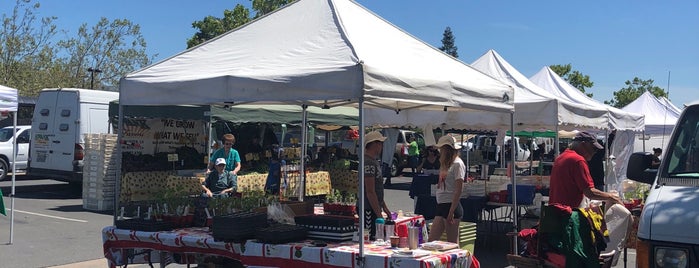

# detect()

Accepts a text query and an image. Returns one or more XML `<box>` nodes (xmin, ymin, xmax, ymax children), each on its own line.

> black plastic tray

<box><xmin>115</xmin><ymin>219</ymin><xmax>173</xmax><ymax>232</ymax></box>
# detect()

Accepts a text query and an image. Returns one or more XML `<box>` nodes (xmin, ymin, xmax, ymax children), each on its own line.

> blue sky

<box><xmin>12</xmin><ymin>0</ymin><xmax>699</xmax><ymax>108</ymax></box>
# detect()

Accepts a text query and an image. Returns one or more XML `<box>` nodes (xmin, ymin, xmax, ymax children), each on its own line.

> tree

<box><xmin>58</xmin><ymin>17</ymin><xmax>152</xmax><ymax>90</ymax></box>
<box><xmin>439</xmin><ymin>26</ymin><xmax>458</xmax><ymax>58</ymax></box>
<box><xmin>0</xmin><ymin>0</ymin><xmax>60</xmax><ymax>96</ymax></box>
<box><xmin>187</xmin><ymin>5</ymin><xmax>250</xmax><ymax>48</ymax></box>
<box><xmin>251</xmin><ymin>0</ymin><xmax>295</xmax><ymax>18</ymax></box>
<box><xmin>1</xmin><ymin>0</ymin><xmax>153</xmax><ymax>95</ymax></box>
<box><xmin>187</xmin><ymin>0</ymin><xmax>295</xmax><ymax>48</ymax></box>
<box><xmin>550</xmin><ymin>64</ymin><xmax>594</xmax><ymax>98</ymax></box>
<box><xmin>605</xmin><ymin>77</ymin><xmax>667</xmax><ymax>108</ymax></box>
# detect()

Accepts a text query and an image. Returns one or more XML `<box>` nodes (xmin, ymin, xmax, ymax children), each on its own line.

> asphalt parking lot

<box><xmin>0</xmin><ymin>175</ymin><xmax>115</xmax><ymax>267</ymax></box>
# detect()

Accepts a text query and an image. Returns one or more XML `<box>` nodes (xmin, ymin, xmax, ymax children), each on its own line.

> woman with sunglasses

<box><xmin>417</xmin><ymin>145</ymin><xmax>440</xmax><ymax>174</ymax></box>
<box><xmin>207</xmin><ymin>133</ymin><xmax>241</xmax><ymax>176</ymax></box>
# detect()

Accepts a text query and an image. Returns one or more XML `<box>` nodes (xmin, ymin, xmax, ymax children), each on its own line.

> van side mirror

<box><xmin>17</xmin><ymin>136</ymin><xmax>29</xmax><ymax>143</ymax></box>
<box><xmin>626</xmin><ymin>152</ymin><xmax>657</xmax><ymax>184</ymax></box>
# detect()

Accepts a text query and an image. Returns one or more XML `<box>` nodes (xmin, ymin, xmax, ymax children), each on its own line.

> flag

<box><xmin>0</xmin><ymin>187</ymin><xmax>6</xmax><ymax>216</ymax></box>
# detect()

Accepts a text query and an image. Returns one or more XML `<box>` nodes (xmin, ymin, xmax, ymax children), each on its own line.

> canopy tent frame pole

<box><xmin>603</xmin><ymin>129</ymin><xmax>609</xmax><ymax>192</ymax></box>
<box><xmin>357</xmin><ymin>99</ymin><xmax>366</xmax><ymax>267</ymax></box>
<box><xmin>9</xmin><ymin>110</ymin><xmax>17</xmax><ymax>244</ymax></box>
<box><xmin>509</xmin><ymin>112</ymin><xmax>517</xmax><ymax>253</ymax></box>
<box><xmin>554</xmin><ymin>124</ymin><xmax>560</xmax><ymax>159</ymax></box>
<box><xmin>299</xmin><ymin>105</ymin><xmax>308</xmax><ymax>201</ymax></box>
<box><xmin>114</xmin><ymin>104</ymin><xmax>124</xmax><ymax>225</ymax></box>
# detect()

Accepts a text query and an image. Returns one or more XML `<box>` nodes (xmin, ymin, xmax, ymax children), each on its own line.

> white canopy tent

<box><xmin>118</xmin><ymin>0</ymin><xmax>518</xmax><ymax>260</ymax></box>
<box><xmin>471</xmin><ymin>50</ymin><xmax>609</xmax><ymax>132</ymax></box>
<box><xmin>0</xmin><ymin>84</ymin><xmax>19</xmax><ymax>244</ymax></box>
<box><xmin>622</xmin><ymin>91</ymin><xmax>680</xmax><ymax>161</ymax></box>
<box><xmin>530</xmin><ymin>66</ymin><xmax>645</xmax><ymax>132</ymax></box>
<box><xmin>658</xmin><ymin>96</ymin><xmax>683</xmax><ymax>119</ymax></box>
<box><xmin>471</xmin><ymin>50</ymin><xmax>609</xmax><ymax>164</ymax></box>
<box><xmin>529</xmin><ymin>66</ymin><xmax>646</xmax><ymax>188</ymax></box>
<box><xmin>622</xmin><ymin>91</ymin><xmax>679</xmax><ymax>136</ymax></box>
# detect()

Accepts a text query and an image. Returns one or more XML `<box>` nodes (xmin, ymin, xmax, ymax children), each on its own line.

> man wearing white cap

<box><xmin>202</xmin><ymin>158</ymin><xmax>237</xmax><ymax>197</ymax></box>
<box><xmin>362</xmin><ymin>130</ymin><xmax>391</xmax><ymax>240</ymax></box>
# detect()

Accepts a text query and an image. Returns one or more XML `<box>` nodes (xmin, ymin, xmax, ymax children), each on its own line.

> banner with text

<box><xmin>121</xmin><ymin>118</ymin><xmax>207</xmax><ymax>154</ymax></box>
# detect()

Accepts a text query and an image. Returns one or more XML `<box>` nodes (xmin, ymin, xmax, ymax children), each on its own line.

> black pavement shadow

<box><xmin>50</xmin><ymin>204</ymin><xmax>114</xmax><ymax>215</ymax></box>
<box><xmin>1</xmin><ymin>183</ymin><xmax>82</xmax><ymax>200</ymax></box>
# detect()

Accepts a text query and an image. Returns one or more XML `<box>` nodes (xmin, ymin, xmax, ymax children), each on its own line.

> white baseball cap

<box><xmin>436</xmin><ymin>135</ymin><xmax>462</xmax><ymax>150</ymax></box>
<box><xmin>215</xmin><ymin>158</ymin><xmax>226</xmax><ymax>166</ymax></box>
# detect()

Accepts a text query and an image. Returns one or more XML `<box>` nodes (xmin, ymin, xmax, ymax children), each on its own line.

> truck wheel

<box><xmin>0</xmin><ymin>158</ymin><xmax>8</xmax><ymax>181</ymax></box>
<box><xmin>390</xmin><ymin>158</ymin><xmax>401</xmax><ymax>177</ymax></box>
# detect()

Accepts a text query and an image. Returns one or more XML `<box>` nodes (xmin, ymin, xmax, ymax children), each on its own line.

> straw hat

<box><xmin>436</xmin><ymin>135</ymin><xmax>461</xmax><ymax>150</ymax></box>
<box><xmin>364</xmin><ymin>130</ymin><xmax>387</xmax><ymax>146</ymax></box>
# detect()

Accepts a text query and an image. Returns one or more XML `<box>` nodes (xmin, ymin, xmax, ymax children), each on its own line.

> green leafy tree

<box><xmin>1</xmin><ymin>0</ymin><xmax>154</xmax><ymax>95</ymax></box>
<box><xmin>187</xmin><ymin>0</ymin><xmax>295</xmax><ymax>48</ymax></box>
<box><xmin>0</xmin><ymin>0</ymin><xmax>60</xmax><ymax>96</ymax></box>
<box><xmin>251</xmin><ymin>0</ymin><xmax>295</xmax><ymax>18</ymax></box>
<box><xmin>605</xmin><ymin>77</ymin><xmax>667</xmax><ymax>108</ymax></box>
<box><xmin>439</xmin><ymin>26</ymin><xmax>458</xmax><ymax>58</ymax></box>
<box><xmin>187</xmin><ymin>5</ymin><xmax>250</xmax><ymax>48</ymax></box>
<box><xmin>550</xmin><ymin>64</ymin><xmax>594</xmax><ymax>98</ymax></box>
<box><xmin>57</xmin><ymin>17</ymin><xmax>152</xmax><ymax>90</ymax></box>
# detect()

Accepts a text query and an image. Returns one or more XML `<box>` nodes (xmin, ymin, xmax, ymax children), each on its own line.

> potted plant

<box><xmin>324</xmin><ymin>190</ymin><xmax>356</xmax><ymax>216</ymax></box>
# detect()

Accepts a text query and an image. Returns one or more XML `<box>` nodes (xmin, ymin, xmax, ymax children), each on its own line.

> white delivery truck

<box><xmin>626</xmin><ymin>99</ymin><xmax>699</xmax><ymax>267</ymax></box>
<box><xmin>27</xmin><ymin>88</ymin><xmax>118</xmax><ymax>184</ymax></box>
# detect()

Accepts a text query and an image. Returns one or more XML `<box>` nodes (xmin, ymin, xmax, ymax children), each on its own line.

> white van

<box><xmin>626</xmin><ymin>99</ymin><xmax>698</xmax><ymax>267</ymax></box>
<box><xmin>0</xmin><ymin>125</ymin><xmax>31</xmax><ymax>181</ymax></box>
<box><xmin>27</xmin><ymin>88</ymin><xmax>118</xmax><ymax>183</ymax></box>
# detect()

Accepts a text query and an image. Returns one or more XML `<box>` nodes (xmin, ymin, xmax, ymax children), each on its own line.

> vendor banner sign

<box><xmin>121</xmin><ymin>118</ymin><xmax>207</xmax><ymax>154</ymax></box>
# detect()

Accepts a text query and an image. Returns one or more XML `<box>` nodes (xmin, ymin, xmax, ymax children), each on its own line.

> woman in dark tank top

<box><xmin>418</xmin><ymin>146</ymin><xmax>440</xmax><ymax>172</ymax></box>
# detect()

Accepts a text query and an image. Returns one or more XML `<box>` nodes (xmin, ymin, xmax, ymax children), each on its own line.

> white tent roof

<box><xmin>471</xmin><ymin>50</ymin><xmax>608</xmax><ymax>131</ymax></box>
<box><xmin>530</xmin><ymin>66</ymin><xmax>645</xmax><ymax>131</ymax></box>
<box><xmin>658</xmin><ymin>96</ymin><xmax>683</xmax><ymax>117</ymax></box>
<box><xmin>119</xmin><ymin>0</ymin><xmax>514</xmax><ymax>128</ymax></box>
<box><xmin>0</xmin><ymin>85</ymin><xmax>18</xmax><ymax>112</ymax></box>
<box><xmin>622</xmin><ymin>91</ymin><xmax>679</xmax><ymax>135</ymax></box>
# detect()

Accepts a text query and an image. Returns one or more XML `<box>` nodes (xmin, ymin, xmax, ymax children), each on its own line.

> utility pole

<box><xmin>87</xmin><ymin>67</ymin><xmax>102</xmax><ymax>89</ymax></box>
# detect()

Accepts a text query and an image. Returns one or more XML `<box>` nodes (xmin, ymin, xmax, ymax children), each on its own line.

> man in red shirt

<box><xmin>549</xmin><ymin>132</ymin><xmax>622</xmax><ymax>208</ymax></box>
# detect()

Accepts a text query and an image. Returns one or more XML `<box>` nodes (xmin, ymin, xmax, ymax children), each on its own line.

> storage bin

<box><xmin>428</xmin><ymin>221</ymin><xmax>477</xmax><ymax>254</ymax></box>
<box><xmin>488</xmin><ymin>190</ymin><xmax>508</xmax><ymax>203</ymax></box>
<box><xmin>507</xmin><ymin>184</ymin><xmax>536</xmax><ymax>205</ymax></box>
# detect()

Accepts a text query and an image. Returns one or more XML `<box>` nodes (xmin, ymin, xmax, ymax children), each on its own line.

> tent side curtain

<box><xmin>108</xmin><ymin>100</ymin><xmax>210</xmax><ymax>121</ymax></box>
<box><xmin>0</xmin><ymin>85</ymin><xmax>19</xmax><ymax>112</ymax></box>
<box><xmin>505</xmin><ymin>130</ymin><xmax>578</xmax><ymax>139</ymax></box>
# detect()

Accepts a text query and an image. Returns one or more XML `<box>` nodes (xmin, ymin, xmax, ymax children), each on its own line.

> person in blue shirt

<box><xmin>207</xmin><ymin>133</ymin><xmax>241</xmax><ymax>175</ymax></box>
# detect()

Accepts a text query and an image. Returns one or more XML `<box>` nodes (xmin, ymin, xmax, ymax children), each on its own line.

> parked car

<box><xmin>467</xmin><ymin>135</ymin><xmax>500</xmax><ymax>163</ymax></box>
<box><xmin>389</xmin><ymin>129</ymin><xmax>425</xmax><ymax>177</ymax></box>
<box><xmin>0</xmin><ymin>125</ymin><xmax>31</xmax><ymax>181</ymax></box>
<box><xmin>504</xmin><ymin>136</ymin><xmax>531</xmax><ymax>162</ymax></box>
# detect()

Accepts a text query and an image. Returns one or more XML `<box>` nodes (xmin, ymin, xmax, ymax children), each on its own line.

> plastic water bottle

<box><xmin>375</xmin><ymin>217</ymin><xmax>385</xmax><ymax>242</ymax></box>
